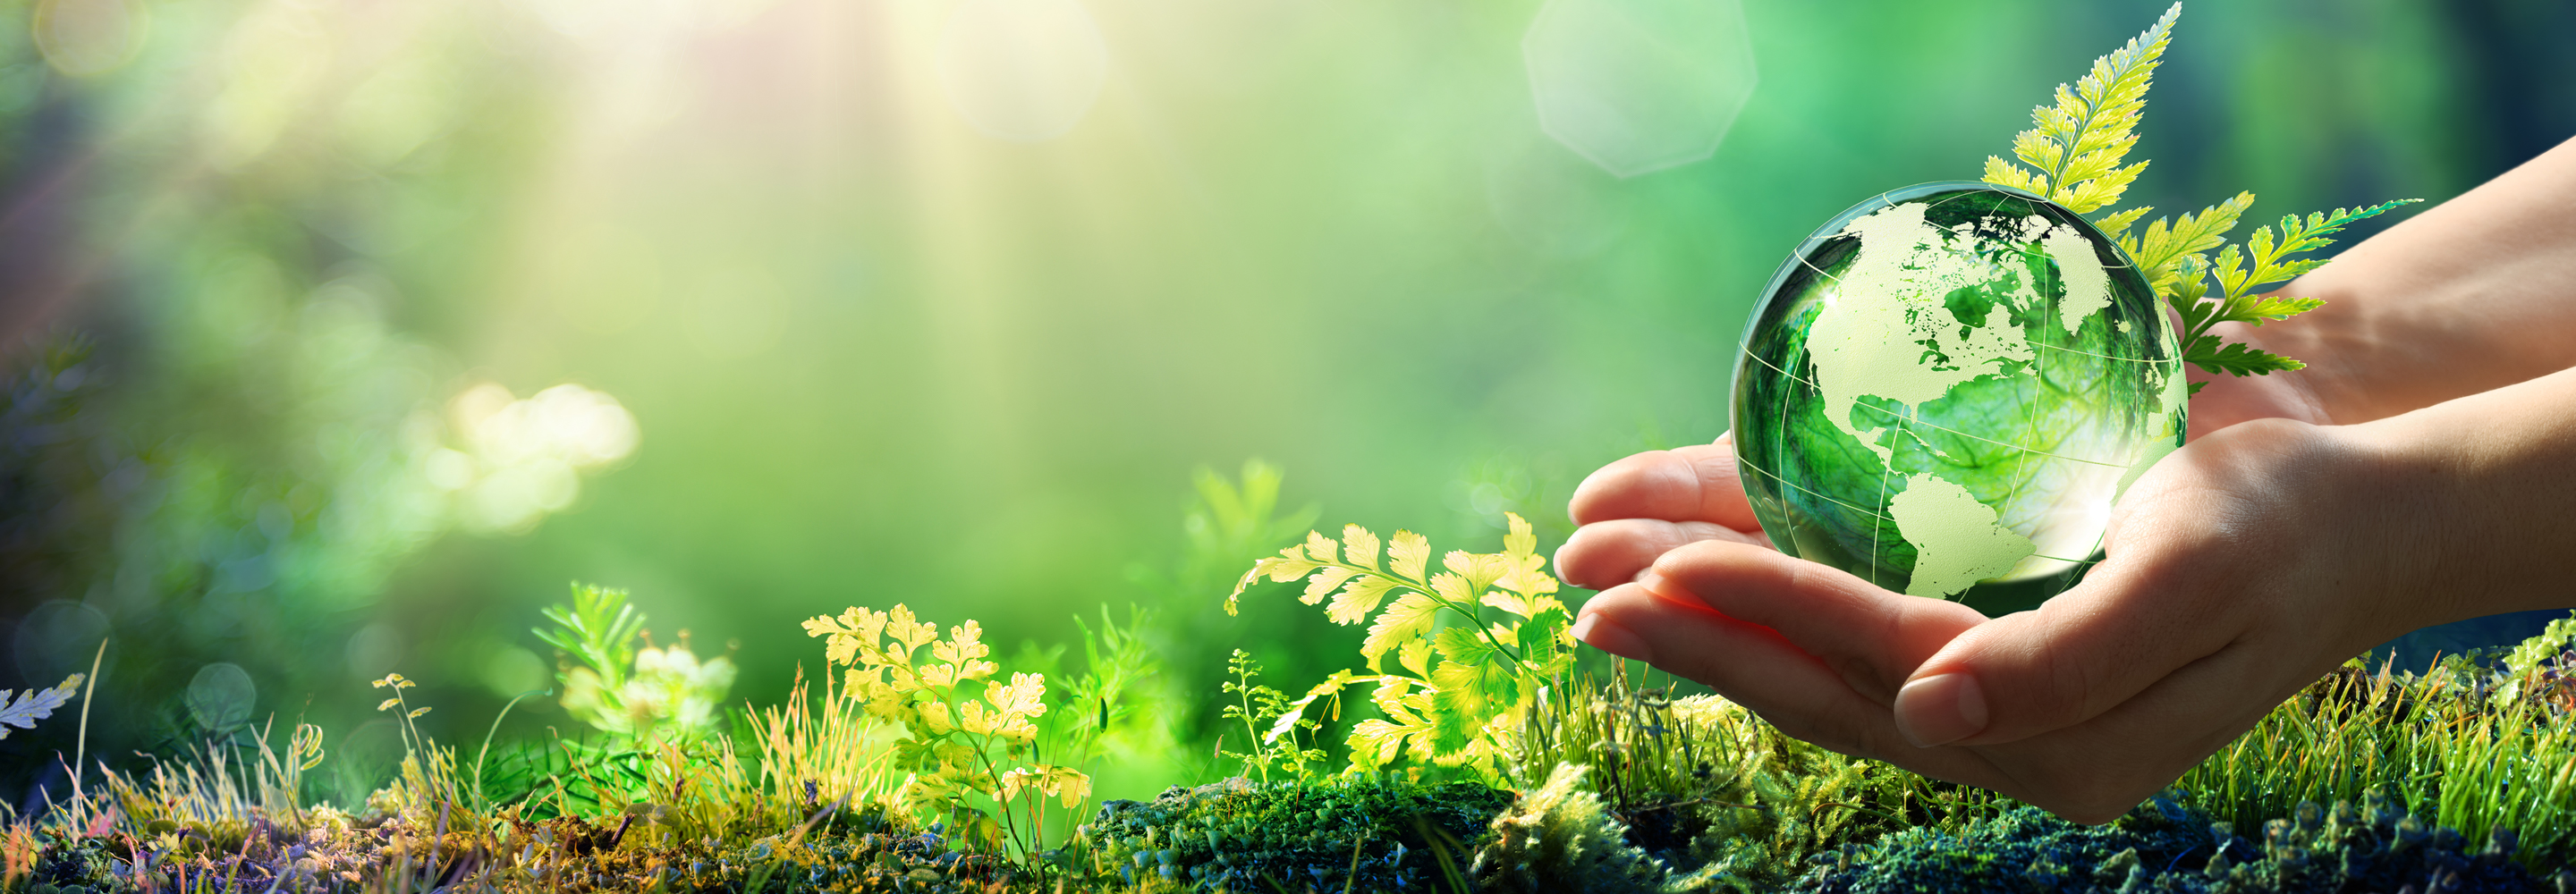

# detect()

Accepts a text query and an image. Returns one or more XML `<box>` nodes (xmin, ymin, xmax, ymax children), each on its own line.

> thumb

<box><xmin>1890</xmin><ymin>566</ymin><xmax>2231</xmax><ymax>748</ymax></box>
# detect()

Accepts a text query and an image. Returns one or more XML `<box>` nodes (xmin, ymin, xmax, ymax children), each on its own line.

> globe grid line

<box><xmin>1733</xmin><ymin>453</ymin><xmax>2102</xmax><ymax>569</ymax></box>
<box><xmin>1785</xmin><ymin>257</ymin><xmax>2165</xmax><ymax>367</ymax></box>
<box><xmin>1995</xmin><ymin>223</ymin><xmax>2059</xmax><ymax>582</ymax></box>
<box><xmin>1741</xmin><ymin>347</ymin><xmax>2132</xmax><ymax>469</ymax></box>
<box><xmin>1868</xmin><ymin>401</ymin><xmax>1895</xmax><ymax>586</ymax></box>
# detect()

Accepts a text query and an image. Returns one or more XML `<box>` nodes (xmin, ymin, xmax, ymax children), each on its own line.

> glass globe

<box><xmin>1731</xmin><ymin>182</ymin><xmax>2186</xmax><ymax>611</ymax></box>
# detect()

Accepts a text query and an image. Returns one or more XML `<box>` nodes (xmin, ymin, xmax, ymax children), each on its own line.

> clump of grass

<box><xmin>1513</xmin><ymin>666</ymin><xmax>2010</xmax><ymax>891</ymax></box>
<box><xmin>2179</xmin><ymin>645</ymin><xmax>2576</xmax><ymax>878</ymax></box>
<box><xmin>1471</xmin><ymin>763</ymin><xmax>1675</xmax><ymax>894</ymax></box>
<box><xmin>1508</xmin><ymin>626</ymin><xmax>2576</xmax><ymax>890</ymax></box>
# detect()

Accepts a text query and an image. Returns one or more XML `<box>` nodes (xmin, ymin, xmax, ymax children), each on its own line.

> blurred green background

<box><xmin>1</xmin><ymin>0</ymin><xmax>2569</xmax><ymax>808</ymax></box>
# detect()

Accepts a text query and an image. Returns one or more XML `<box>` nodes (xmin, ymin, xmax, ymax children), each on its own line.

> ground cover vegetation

<box><xmin>5</xmin><ymin>496</ymin><xmax>2576</xmax><ymax>893</ymax></box>
<box><xmin>8</xmin><ymin>4</ymin><xmax>2573</xmax><ymax>893</ymax></box>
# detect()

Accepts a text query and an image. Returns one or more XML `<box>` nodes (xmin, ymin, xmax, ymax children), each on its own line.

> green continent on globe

<box><xmin>1732</xmin><ymin>183</ymin><xmax>2185</xmax><ymax>609</ymax></box>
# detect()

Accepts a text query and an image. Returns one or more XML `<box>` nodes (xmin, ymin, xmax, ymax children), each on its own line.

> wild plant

<box><xmin>102</xmin><ymin>719</ymin><xmax>328</xmax><ymax>856</ymax></box>
<box><xmin>1515</xmin><ymin>668</ymin><xmax>2009</xmax><ymax>891</ymax></box>
<box><xmin>801</xmin><ymin>603</ymin><xmax>1092</xmax><ymax>860</ymax></box>
<box><xmin>361</xmin><ymin>672</ymin><xmax>481</xmax><ymax>831</ymax></box>
<box><xmin>1227</xmin><ymin>511</ymin><xmax>1576</xmax><ymax>780</ymax></box>
<box><xmin>734</xmin><ymin>669</ymin><xmax>902</xmax><ymax>832</ymax></box>
<box><xmin>1134</xmin><ymin>460</ymin><xmax>1323</xmax><ymax>744</ymax></box>
<box><xmin>1979</xmin><ymin>1</ymin><xmax>2415</xmax><ymax>392</ymax></box>
<box><xmin>1217</xmin><ymin>649</ymin><xmax>1327</xmax><ymax>782</ymax></box>
<box><xmin>1471</xmin><ymin>763</ymin><xmax>1673</xmax><ymax>894</ymax></box>
<box><xmin>2177</xmin><ymin>643</ymin><xmax>2576</xmax><ymax>877</ymax></box>
<box><xmin>1031</xmin><ymin>603</ymin><xmax>1189</xmax><ymax>817</ymax></box>
<box><xmin>535</xmin><ymin>581</ymin><xmax>740</xmax><ymax>744</ymax></box>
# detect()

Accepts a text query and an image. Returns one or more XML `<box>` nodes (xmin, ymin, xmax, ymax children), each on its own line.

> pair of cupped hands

<box><xmin>1559</xmin><ymin>351</ymin><xmax>2440</xmax><ymax>825</ymax></box>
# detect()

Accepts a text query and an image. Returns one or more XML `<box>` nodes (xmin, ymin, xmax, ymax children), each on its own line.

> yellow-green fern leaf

<box><xmin>2124</xmin><ymin>190</ymin><xmax>2255</xmax><ymax>285</ymax></box>
<box><xmin>2094</xmin><ymin>205</ymin><xmax>2152</xmax><ymax>241</ymax></box>
<box><xmin>1986</xmin><ymin>2</ymin><xmax>2178</xmax><ymax>213</ymax></box>
<box><xmin>1360</xmin><ymin>593</ymin><xmax>1439</xmax><ymax>671</ymax></box>
<box><xmin>1982</xmin><ymin>155</ymin><xmax>2048</xmax><ymax>195</ymax></box>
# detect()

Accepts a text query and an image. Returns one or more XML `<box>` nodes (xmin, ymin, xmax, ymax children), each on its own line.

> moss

<box><xmin>1807</xmin><ymin>788</ymin><xmax>2576</xmax><ymax>894</ymax></box>
<box><xmin>1077</xmin><ymin>775</ymin><xmax>1512</xmax><ymax>892</ymax></box>
<box><xmin>1470</xmin><ymin>763</ymin><xmax>1676</xmax><ymax>894</ymax></box>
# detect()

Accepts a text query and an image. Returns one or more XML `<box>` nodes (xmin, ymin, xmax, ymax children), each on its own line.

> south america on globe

<box><xmin>1731</xmin><ymin>182</ymin><xmax>2185</xmax><ymax>610</ymax></box>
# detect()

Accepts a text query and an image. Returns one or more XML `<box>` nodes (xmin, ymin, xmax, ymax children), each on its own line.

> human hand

<box><xmin>2179</xmin><ymin>321</ymin><xmax>2337</xmax><ymax>436</ymax></box>
<box><xmin>1561</xmin><ymin>420</ymin><xmax>2440</xmax><ymax>824</ymax></box>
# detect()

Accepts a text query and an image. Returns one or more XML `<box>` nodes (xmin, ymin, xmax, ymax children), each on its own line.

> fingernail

<box><xmin>1572</xmin><ymin>612</ymin><xmax>1653</xmax><ymax>663</ymax></box>
<box><xmin>1635</xmin><ymin>569</ymin><xmax>1676</xmax><ymax>596</ymax></box>
<box><xmin>1895</xmin><ymin>672</ymin><xmax>1987</xmax><ymax>748</ymax></box>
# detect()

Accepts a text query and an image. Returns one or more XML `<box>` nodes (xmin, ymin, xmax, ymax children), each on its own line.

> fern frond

<box><xmin>2258</xmin><ymin>200</ymin><xmax>2419</xmax><ymax>270</ymax></box>
<box><xmin>2093</xmin><ymin>206</ymin><xmax>2151</xmax><ymax>241</ymax></box>
<box><xmin>2057</xmin><ymin>160</ymin><xmax>2149</xmax><ymax>215</ymax></box>
<box><xmin>2163</xmin><ymin>197</ymin><xmax>2419</xmax><ymax>386</ymax></box>
<box><xmin>1983</xmin><ymin>3</ymin><xmax>2180</xmax><ymax>213</ymax></box>
<box><xmin>2240</xmin><ymin>294</ymin><xmax>2326</xmax><ymax>323</ymax></box>
<box><xmin>1982</xmin><ymin>156</ymin><xmax>2048</xmax><ymax>195</ymax></box>
<box><xmin>2185</xmin><ymin>339</ymin><xmax>2305</xmax><ymax>378</ymax></box>
<box><xmin>2123</xmin><ymin>190</ymin><xmax>2255</xmax><ymax>284</ymax></box>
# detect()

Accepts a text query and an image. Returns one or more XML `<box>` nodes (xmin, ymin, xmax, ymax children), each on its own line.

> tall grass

<box><xmin>2178</xmin><ymin>650</ymin><xmax>2576</xmax><ymax>874</ymax></box>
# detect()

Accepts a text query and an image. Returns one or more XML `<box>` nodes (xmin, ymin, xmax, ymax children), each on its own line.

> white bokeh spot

<box><xmin>1522</xmin><ymin>0</ymin><xmax>1757</xmax><ymax>178</ymax></box>
<box><xmin>439</xmin><ymin>382</ymin><xmax>639</xmax><ymax>533</ymax></box>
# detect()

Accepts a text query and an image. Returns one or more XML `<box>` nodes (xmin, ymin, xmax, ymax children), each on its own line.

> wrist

<box><xmin>2344</xmin><ymin>368</ymin><xmax>2576</xmax><ymax>624</ymax></box>
<box><xmin>2327</xmin><ymin>416</ymin><xmax>2479</xmax><ymax>638</ymax></box>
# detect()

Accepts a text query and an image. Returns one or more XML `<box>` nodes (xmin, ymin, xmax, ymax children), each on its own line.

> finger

<box><xmin>1555</xmin><ymin>518</ymin><xmax>1769</xmax><ymax>591</ymax></box>
<box><xmin>1572</xmin><ymin>583</ymin><xmax>1998</xmax><ymax>780</ymax></box>
<box><xmin>1640</xmin><ymin>540</ymin><xmax>1984</xmax><ymax>704</ymax></box>
<box><xmin>1893</xmin><ymin>546</ymin><xmax>2245</xmax><ymax>749</ymax></box>
<box><xmin>1566</xmin><ymin>439</ymin><xmax>1763</xmax><ymax>530</ymax></box>
<box><xmin>1963</xmin><ymin>634</ymin><xmax>2318</xmax><ymax>824</ymax></box>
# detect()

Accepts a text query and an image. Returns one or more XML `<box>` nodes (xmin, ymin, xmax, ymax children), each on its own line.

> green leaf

<box><xmin>1435</xmin><ymin>627</ymin><xmax>1497</xmax><ymax>667</ymax></box>
<box><xmin>1338</xmin><ymin>524</ymin><xmax>1381</xmax><ymax>571</ymax></box>
<box><xmin>2185</xmin><ymin>340</ymin><xmax>2307</xmax><ymax>378</ymax></box>
<box><xmin>1346</xmin><ymin>719</ymin><xmax>1410</xmax><ymax>771</ymax></box>
<box><xmin>1360</xmin><ymin>594</ymin><xmax>1440</xmax><ymax>672</ymax></box>
<box><xmin>1267</xmin><ymin>670</ymin><xmax>1370</xmax><ymax>745</ymax></box>
<box><xmin>2274</xmin><ymin>199</ymin><xmax>2418</xmax><ymax>257</ymax></box>
<box><xmin>2094</xmin><ymin>205</ymin><xmax>2151</xmax><ymax>241</ymax></box>
<box><xmin>1428</xmin><ymin>660</ymin><xmax>1491</xmax><ymax>754</ymax></box>
<box><xmin>1298</xmin><ymin>566</ymin><xmax>1359</xmax><ymax>606</ymax></box>
<box><xmin>1388</xmin><ymin>530</ymin><xmax>1431</xmax><ymax>583</ymax></box>
<box><xmin>2125</xmin><ymin>191</ymin><xmax>2254</xmax><ymax>280</ymax></box>
<box><xmin>1325</xmin><ymin>575</ymin><xmax>1405</xmax><ymax>626</ymax></box>
<box><xmin>2209</xmin><ymin>242</ymin><xmax>2250</xmax><ymax>302</ymax></box>
<box><xmin>1398</xmin><ymin>637</ymin><xmax>1434</xmax><ymax>679</ymax></box>
<box><xmin>1983</xmin><ymin>2</ymin><xmax>2178</xmax><ymax>213</ymax></box>
<box><xmin>1521</xmin><ymin>607</ymin><xmax>1572</xmax><ymax>660</ymax></box>
<box><xmin>2236</xmin><ymin>295</ymin><xmax>2325</xmax><ymax>325</ymax></box>
<box><xmin>1982</xmin><ymin>156</ymin><xmax>2047</xmax><ymax>195</ymax></box>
